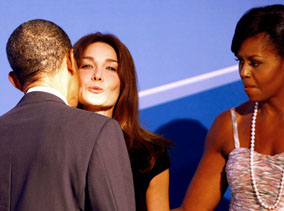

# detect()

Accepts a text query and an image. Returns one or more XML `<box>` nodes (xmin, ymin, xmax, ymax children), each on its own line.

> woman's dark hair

<box><xmin>231</xmin><ymin>4</ymin><xmax>284</xmax><ymax>57</ymax></box>
<box><xmin>73</xmin><ymin>33</ymin><xmax>171</xmax><ymax>172</ymax></box>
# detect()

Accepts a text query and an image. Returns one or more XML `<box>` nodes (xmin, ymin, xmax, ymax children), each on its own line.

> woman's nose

<box><xmin>239</xmin><ymin>63</ymin><xmax>251</xmax><ymax>79</ymax></box>
<box><xmin>93</xmin><ymin>75</ymin><xmax>103</xmax><ymax>81</ymax></box>
<box><xmin>92</xmin><ymin>68</ymin><xmax>103</xmax><ymax>81</ymax></box>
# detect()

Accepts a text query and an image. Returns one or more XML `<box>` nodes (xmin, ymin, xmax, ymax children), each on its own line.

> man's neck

<box><xmin>26</xmin><ymin>86</ymin><xmax>69</xmax><ymax>105</ymax></box>
<box><xmin>24</xmin><ymin>74</ymin><xmax>69</xmax><ymax>104</ymax></box>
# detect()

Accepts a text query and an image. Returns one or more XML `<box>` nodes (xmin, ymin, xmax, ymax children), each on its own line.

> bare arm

<box><xmin>146</xmin><ymin>169</ymin><xmax>170</xmax><ymax>211</ymax></box>
<box><xmin>177</xmin><ymin>111</ymin><xmax>232</xmax><ymax>210</ymax></box>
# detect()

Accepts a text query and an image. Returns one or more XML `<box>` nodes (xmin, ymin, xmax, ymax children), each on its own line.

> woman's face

<box><xmin>78</xmin><ymin>42</ymin><xmax>120</xmax><ymax>117</ymax></box>
<box><xmin>236</xmin><ymin>33</ymin><xmax>284</xmax><ymax>102</ymax></box>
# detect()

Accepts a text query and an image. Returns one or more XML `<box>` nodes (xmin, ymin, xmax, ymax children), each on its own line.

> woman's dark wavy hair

<box><xmin>73</xmin><ymin>33</ymin><xmax>171</xmax><ymax>172</ymax></box>
<box><xmin>231</xmin><ymin>4</ymin><xmax>284</xmax><ymax>57</ymax></box>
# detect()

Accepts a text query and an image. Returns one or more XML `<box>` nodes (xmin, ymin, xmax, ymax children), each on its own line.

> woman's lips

<box><xmin>244</xmin><ymin>85</ymin><xmax>256</xmax><ymax>92</ymax></box>
<box><xmin>88</xmin><ymin>86</ymin><xmax>103</xmax><ymax>93</ymax></box>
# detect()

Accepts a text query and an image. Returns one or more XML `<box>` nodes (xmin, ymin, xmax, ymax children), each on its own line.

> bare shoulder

<box><xmin>205</xmin><ymin>106</ymin><xmax>242</xmax><ymax>157</ymax></box>
<box><xmin>212</xmin><ymin>109</ymin><xmax>232</xmax><ymax>129</ymax></box>
<box><xmin>212</xmin><ymin>101</ymin><xmax>253</xmax><ymax>137</ymax></box>
<box><xmin>206</xmin><ymin>109</ymin><xmax>233</xmax><ymax>146</ymax></box>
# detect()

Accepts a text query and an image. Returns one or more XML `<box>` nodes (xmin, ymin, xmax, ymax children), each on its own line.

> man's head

<box><xmin>6</xmin><ymin>19</ymin><xmax>79</xmax><ymax>107</ymax></box>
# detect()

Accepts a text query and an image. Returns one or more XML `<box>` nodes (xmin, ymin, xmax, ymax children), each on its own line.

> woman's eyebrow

<box><xmin>105</xmin><ymin>58</ymin><xmax>118</xmax><ymax>63</ymax></box>
<box><xmin>82</xmin><ymin>57</ymin><xmax>118</xmax><ymax>63</ymax></box>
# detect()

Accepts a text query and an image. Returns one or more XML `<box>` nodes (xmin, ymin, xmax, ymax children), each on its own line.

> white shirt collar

<box><xmin>26</xmin><ymin>86</ymin><xmax>69</xmax><ymax>105</ymax></box>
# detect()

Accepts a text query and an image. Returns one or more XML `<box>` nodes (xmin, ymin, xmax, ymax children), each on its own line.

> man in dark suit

<box><xmin>0</xmin><ymin>19</ymin><xmax>135</xmax><ymax>211</ymax></box>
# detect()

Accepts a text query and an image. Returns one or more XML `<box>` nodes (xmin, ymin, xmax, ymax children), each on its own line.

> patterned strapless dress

<box><xmin>225</xmin><ymin>108</ymin><xmax>284</xmax><ymax>210</ymax></box>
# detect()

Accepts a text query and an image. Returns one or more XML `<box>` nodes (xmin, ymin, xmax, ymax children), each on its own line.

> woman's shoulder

<box><xmin>131</xmin><ymin>141</ymin><xmax>169</xmax><ymax>164</ymax></box>
<box><xmin>211</xmin><ymin>109</ymin><xmax>233</xmax><ymax>132</ymax></box>
<box><xmin>206</xmin><ymin>101</ymin><xmax>252</xmax><ymax>155</ymax></box>
<box><xmin>213</xmin><ymin>101</ymin><xmax>252</xmax><ymax>129</ymax></box>
<box><xmin>131</xmin><ymin>141</ymin><xmax>170</xmax><ymax>173</ymax></box>
<box><xmin>147</xmin><ymin>144</ymin><xmax>170</xmax><ymax>180</ymax></box>
<box><xmin>204</xmin><ymin>102</ymin><xmax>248</xmax><ymax>154</ymax></box>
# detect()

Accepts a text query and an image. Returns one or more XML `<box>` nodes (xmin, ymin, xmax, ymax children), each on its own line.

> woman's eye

<box><xmin>81</xmin><ymin>64</ymin><xmax>92</xmax><ymax>69</ymax></box>
<box><xmin>106</xmin><ymin>66</ymin><xmax>117</xmax><ymax>71</ymax></box>
<box><xmin>235</xmin><ymin>58</ymin><xmax>244</xmax><ymax>68</ymax></box>
<box><xmin>249</xmin><ymin>61</ymin><xmax>260</xmax><ymax>67</ymax></box>
<box><xmin>235</xmin><ymin>58</ymin><xmax>244</xmax><ymax>64</ymax></box>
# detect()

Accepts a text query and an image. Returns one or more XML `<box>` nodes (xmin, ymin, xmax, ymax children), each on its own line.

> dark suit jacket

<box><xmin>0</xmin><ymin>92</ymin><xmax>135</xmax><ymax>211</ymax></box>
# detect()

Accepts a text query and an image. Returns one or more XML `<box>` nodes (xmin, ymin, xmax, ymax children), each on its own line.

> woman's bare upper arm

<box><xmin>180</xmin><ymin>110</ymin><xmax>233</xmax><ymax>210</ymax></box>
<box><xmin>146</xmin><ymin>169</ymin><xmax>170</xmax><ymax>211</ymax></box>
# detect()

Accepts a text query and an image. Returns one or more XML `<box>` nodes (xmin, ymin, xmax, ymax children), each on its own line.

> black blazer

<box><xmin>0</xmin><ymin>92</ymin><xmax>135</xmax><ymax>211</ymax></box>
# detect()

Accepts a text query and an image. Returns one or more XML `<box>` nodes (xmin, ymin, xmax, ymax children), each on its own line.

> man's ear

<box><xmin>8</xmin><ymin>71</ymin><xmax>24</xmax><ymax>92</ymax></box>
<box><xmin>67</xmin><ymin>49</ymin><xmax>78</xmax><ymax>76</ymax></box>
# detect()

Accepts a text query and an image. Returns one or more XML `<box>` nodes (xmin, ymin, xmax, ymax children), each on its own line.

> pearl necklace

<box><xmin>250</xmin><ymin>102</ymin><xmax>284</xmax><ymax>209</ymax></box>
